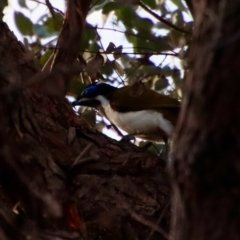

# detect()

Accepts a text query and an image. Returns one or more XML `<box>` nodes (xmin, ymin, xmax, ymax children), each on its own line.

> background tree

<box><xmin>171</xmin><ymin>0</ymin><xmax>240</xmax><ymax>239</ymax></box>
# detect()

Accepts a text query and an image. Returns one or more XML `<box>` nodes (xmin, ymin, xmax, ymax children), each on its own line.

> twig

<box><xmin>28</xmin><ymin>0</ymin><xmax>64</xmax><ymax>15</ymax></box>
<box><xmin>121</xmin><ymin>202</ymin><xmax>169</xmax><ymax>240</ymax></box>
<box><xmin>86</xmin><ymin>26</ymin><xmax>163</xmax><ymax>44</ymax></box>
<box><xmin>139</xmin><ymin>1</ymin><xmax>191</xmax><ymax>34</ymax></box>
<box><xmin>89</xmin><ymin>0</ymin><xmax>102</xmax><ymax>11</ymax></box>
<box><xmin>131</xmin><ymin>52</ymin><xmax>168</xmax><ymax>85</ymax></box>
<box><xmin>45</xmin><ymin>0</ymin><xmax>55</xmax><ymax>18</ymax></box>
<box><xmin>123</xmin><ymin>62</ymin><xmax>143</xmax><ymax>82</ymax></box>
<box><xmin>106</xmin><ymin>123</ymin><xmax>124</xmax><ymax>137</ymax></box>
<box><xmin>78</xmin><ymin>49</ymin><xmax>178</xmax><ymax>56</ymax></box>
<box><xmin>95</xmin><ymin>29</ymin><xmax>125</xmax><ymax>85</ymax></box>
<box><xmin>146</xmin><ymin>201</ymin><xmax>170</xmax><ymax>240</ymax></box>
<box><xmin>71</xmin><ymin>143</ymin><xmax>94</xmax><ymax>167</ymax></box>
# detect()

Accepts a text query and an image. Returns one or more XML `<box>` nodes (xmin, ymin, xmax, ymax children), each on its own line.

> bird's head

<box><xmin>72</xmin><ymin>82</ymin><xmax>117</xmax><ymax>107</ymax></box>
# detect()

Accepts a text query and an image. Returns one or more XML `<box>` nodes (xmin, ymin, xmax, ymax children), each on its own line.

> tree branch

<box><xmin>46</xmin><ymin>0</ymin><xmax>92</xmax><ymax>97</ymax></box>
<box><xmin>139</xmin><ymin>1</ymin><xmax>191</xmax><ymax>34</ymax></box>
<box><xmin>78</xmin><ymin>49</ymin><xmax>178</xmax><ymax>56</ymax></box>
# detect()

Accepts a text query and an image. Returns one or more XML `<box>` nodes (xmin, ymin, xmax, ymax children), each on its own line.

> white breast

<box><xmin>96</xmin><ymin>95</ymin><xmax>173</xmax><ymax>138</ymax></box>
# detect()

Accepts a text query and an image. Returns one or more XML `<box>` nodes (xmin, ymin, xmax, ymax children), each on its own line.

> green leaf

<box><xmin>0</xmin><ymin>0</ymin><xmax>8</xmax><ymax>9</ymax></box>
<box><xmin>80</xmin><ymin>24</ymin><xmax>98</xmax><ymax>50</ymax></box>
<box><xmin>33</xmin><ymin>24</ymin><xmax>50</xmax><ymax>38</ymax></box>
<box><xmin>115</xmin><ymin>5</ymin><xmax>137</xmax><ymax>28</ymax></box>
<box><xmin>127</xmin><ymin>35</ymin><xmax>171</xmax><ymax>54</ymax></box>
<box><xmin>18</xmin><ymin>0</ymin><xmax>27</xmax><ymax>8</ymax></box>
<box><xmin>14</xmin><ymin>12</ymin><xmax>33</xmax><ymax>35</ymax></box>
<box><xmin>43</xmin><ymin>13</ymin><xmax>63</xmax><ymax>34</ymax></box>
<box><xmin>154</xmin><ymin>77</ymin><xmax>169</xmax><ymax>90</ymax></box>
<box><xmin>102</xmin><ymin>2</ymin><xmax>123</xmax><ymax>14</ymax></box>
<box><xmin>133</xmin><ymin>17</ymin><xmax>154</xmax><ymax>33</ymax></box>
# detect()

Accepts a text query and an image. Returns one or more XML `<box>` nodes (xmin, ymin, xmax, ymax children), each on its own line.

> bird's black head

<box><xmin>72</xmin><ymin>82</ymin><xmax>117</xmax><ymax>107</ymax></box>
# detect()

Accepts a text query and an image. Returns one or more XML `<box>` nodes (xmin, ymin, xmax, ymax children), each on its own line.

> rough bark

<box><xmin>42</xmin><ymin>0</ymin><xmax>92</xmax><ymax>97</ymax></box>
<box><xmin>0</xmin><ymin>3</ymin><xmax>170</xmax><ymax>240</ymax></box>
<box><xmin>171</xmin><ymin>0</ymin><xmax>240</xmax><ymax>239</ymax></box>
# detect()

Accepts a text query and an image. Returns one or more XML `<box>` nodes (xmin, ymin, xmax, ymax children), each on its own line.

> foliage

<box><xmin>5</xmin><ymin>0</ymin><xmax>192</xmax><ymax>145</ymax></box>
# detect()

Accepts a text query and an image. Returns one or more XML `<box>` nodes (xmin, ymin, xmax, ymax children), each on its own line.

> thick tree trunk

<box><xmin>0</xmin><ymin>5</ymin><xmax>170</xmax><ymax>240</ymax></box>
<box><xmin>171</xmin><ymin>0</ymin><xmax>240</xmax><ymax>239</ymax></box>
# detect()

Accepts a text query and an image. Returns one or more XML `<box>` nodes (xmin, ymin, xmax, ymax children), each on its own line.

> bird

<box><xmin>72</xmin><ymin>81</ymin><xmax>180</xmax><ymax>149</ymax></box>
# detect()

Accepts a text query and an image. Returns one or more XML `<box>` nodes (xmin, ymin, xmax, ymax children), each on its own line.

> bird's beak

<box><xmin>72</xmin><ymin>100</ymin><xmax>79</xmax><ymax>107</ymax></box>
<box><xmin>71</xmin><ymin>98</ymin><xmax>100</xmax><ymax>108</ymax></box>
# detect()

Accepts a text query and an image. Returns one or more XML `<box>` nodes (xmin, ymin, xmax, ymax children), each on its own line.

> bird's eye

<box><xmin>81</xmin><ymin>85</ymin><xmax>96</xmax><ymax>96</ymax></box>
<box><xmin>81</xmin><ymin>89</ymin><xmax>88</xmax><ymax>96</ymax></box>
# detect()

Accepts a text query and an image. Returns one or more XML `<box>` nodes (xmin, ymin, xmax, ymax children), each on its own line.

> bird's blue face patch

<box><xmin>81</xmin><ymin>85</ymin><xmax>97</xmax><ymax>97</ymax></box>
<box><xmin>76</xmin><ymin>81</ymin><xmax>115</xmax><ymax>102</ymax></box>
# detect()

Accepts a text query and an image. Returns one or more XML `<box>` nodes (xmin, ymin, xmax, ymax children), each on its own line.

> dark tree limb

<box><xmin>44</xmin><ymin>0</ymin><xmax>92</xmax><ymax>97</ymax></box>
<box><xmin>171</xmin><ymin>0</ymin><xmax>240</xmax><ymax>239</ymax></box>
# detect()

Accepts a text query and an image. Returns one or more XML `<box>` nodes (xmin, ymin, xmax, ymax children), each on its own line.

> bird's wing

<box><xmin>110</xmin><ymin>86</ymin><xmax>180</xmax><ymax>113</ymax></box>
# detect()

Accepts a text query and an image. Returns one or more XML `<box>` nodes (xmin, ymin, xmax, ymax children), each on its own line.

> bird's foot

<box><xmin>140</xmin><ymin>141</ymin><xmax>168</xmax><ymax>159</ymax></box>
<box><xmin>120</xmin><ymin>133</ymin><xmax>136</xmax><ymax>143</ymax></box>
